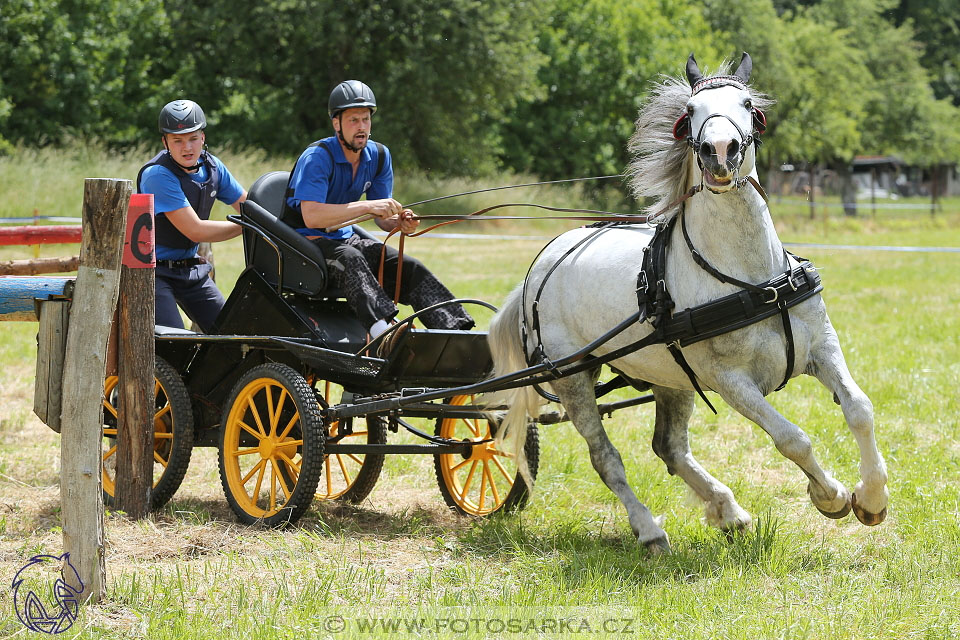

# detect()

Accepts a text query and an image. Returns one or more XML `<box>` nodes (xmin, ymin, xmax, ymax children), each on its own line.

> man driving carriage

<box><xmin>281</xmin><ymin>80</ymin><xmax>474</xmax><ymax>348</ymax></box>
<box><xmin>137</xmin><ymin>99</ymin><xmax>247</xmax><ymax>332</ymax></box>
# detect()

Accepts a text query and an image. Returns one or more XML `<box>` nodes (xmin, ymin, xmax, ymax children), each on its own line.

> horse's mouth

<box><xmin>704</xmin><ymin>169</ymin><xmax>733</xmax><ymax>189</ymax></box>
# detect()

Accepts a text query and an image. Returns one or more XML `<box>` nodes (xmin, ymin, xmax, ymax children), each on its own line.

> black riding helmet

<box><xmin>159</xmin><ymin>100</ymin><xmax>206</xmax><ymax>134</ymax></box>
<box><xmin>328</xmin><ymin>81</ymin><xmax>377</xmax><ymax>119</ymax></box>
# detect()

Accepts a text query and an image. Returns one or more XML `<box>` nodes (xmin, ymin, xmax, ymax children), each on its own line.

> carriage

<box><xmin>102</xmin><ymin>52</ymin><xmax>888</xmax><ymax>549</ymax></box>
<box><xmin>100</xmin><ymin>170</ymin><xmax>649</xmax><ymax>527</ymax></box>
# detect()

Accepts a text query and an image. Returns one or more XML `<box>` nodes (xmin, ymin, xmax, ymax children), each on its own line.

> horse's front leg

<box><xmin>651</xmin><ymin>385</ymin><xmax>752</xmax><ymax>532</ymax></box>
<box><xmin>551</xmin><ymin>373</ymin><xmax>671</xmax><ymax>554</ymax></box>
<box><xmin>808</xmin><ymin>333</ymin><xmax>888</xmax><ymax>525</ymax></box>
<box><xmin>715</xmin><ymin>372</ymin><xmax>852</xmax><ymax>519</ymax></box>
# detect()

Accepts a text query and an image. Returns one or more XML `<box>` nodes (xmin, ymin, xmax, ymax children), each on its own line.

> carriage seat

<box><xmin>240</xmin><ymin>171</ymin><xmax>377</xmax><ymax>298</ymax></box>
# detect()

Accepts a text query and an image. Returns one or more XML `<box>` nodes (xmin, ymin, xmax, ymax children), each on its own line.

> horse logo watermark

<box><xmin>11</xmin><ymin>553</ymin><xmax>83</xmax><ymax>634</ymax></box>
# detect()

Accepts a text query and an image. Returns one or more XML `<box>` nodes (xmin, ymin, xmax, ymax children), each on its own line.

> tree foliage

<box><xmin>1</xmin><ymin>0</ymin><xmax>959</xmax><ymax>177</ymax></box>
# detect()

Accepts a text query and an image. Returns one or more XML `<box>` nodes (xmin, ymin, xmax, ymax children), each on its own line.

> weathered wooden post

<box><xmin>114</xmin><ymin>194</ymin><xmax>156</xmax><ymax>519</ymax></box>
<box><xmin>60</xmin><ymin>178</ymin><xmax>130</xmax><ymax>603</ymax></box>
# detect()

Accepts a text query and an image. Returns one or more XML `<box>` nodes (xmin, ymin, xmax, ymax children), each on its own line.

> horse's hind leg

<box><xmin>808</xmin><ymin>334</ymin><xmax>888</xmax><ymax>525</ymax></box>
<box><xmin>651</xmin><ymin>385</ymin><xmax>752</xmax><ymax>532</ymax></box>
<box><xmin>551</xmin><ymin>372</ymin><xmax>670</xmax><ymax>553</ymax></box>
<box><xmin>716</xmin><ymin>373</ymin><xmax>852</xmax><ymax>518</ymax></box>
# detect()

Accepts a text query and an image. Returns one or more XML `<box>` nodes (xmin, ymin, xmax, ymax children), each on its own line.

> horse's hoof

<box><xmin>643</xmin><ymin>536</ymin><xmax>672</xmax><ymax>555</ymax></box>
<box><xmin>851</xmin><ymin>493</ymin><xmax>887</xmax><ymax>526</ymax></box>
<box><xmin>816</xmin><ymin>502</ymin><xmax>852</xmax><ymax>520</ymax></box>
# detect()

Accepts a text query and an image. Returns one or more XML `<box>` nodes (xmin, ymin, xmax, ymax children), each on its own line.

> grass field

<box><xmin>0</xmin><ymin>146</ymin><xmax>958</xmax><ymax>638</ymax></box>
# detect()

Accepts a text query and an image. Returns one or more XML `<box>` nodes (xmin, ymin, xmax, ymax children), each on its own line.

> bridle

<box><xmin>671</xmin><ymin>76</ymin><xmax>767</xmax><ymax>194</ymax></box>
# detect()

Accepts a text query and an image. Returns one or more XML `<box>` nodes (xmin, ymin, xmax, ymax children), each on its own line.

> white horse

<box><xmin>488</xmin><ymin>53</ymin><xmax>888</xmax><ymax>553</ymax></box>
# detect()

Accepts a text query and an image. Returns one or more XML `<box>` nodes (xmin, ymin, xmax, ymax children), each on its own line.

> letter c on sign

<box><xmin>130</xmin><ymin>213</ymin><xmax>153</xmax><ymax>265</ymax></box>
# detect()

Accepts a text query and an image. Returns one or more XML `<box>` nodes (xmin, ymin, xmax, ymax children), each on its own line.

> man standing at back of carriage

<box><xmin>282</xmin><ymin>80</ymin><xmax>474</xmax><ymax>345</ymax></box>
<box><xmin>137</xmin><ymin>99</ymin><xmax>247</xmax><ymax>332</ymax></box>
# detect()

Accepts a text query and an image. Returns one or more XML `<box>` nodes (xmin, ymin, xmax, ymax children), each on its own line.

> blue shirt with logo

<box><xmin>285</xmin><ymin>136</ymin><xmax>393</xmax><ymax>240</ymax></box>
<box><xmin>139</xmin><ymin>153</ymin><xmax>244</xmax><ymax>259</ymax></box>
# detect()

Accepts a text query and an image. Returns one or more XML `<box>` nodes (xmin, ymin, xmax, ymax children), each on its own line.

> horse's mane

<box><xmin>626</xmin><ymin>61</ymin><xmax>773</xmax><ymax>222</ymax></box>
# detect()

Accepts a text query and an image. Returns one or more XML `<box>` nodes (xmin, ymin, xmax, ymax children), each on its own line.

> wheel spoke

<box><xmin>272</xmin><ymin>388</ymin><xmax>288</xmax><ymax>432</ymax></box>
<box><xmin>103</xmin><ymin>428</ymin><xmax>118</xmax><ymax>437</ymax></box>
<box><xmin>154</xmin><ymin>404</ymin><xmax>171</xmax><ymax>422</ymax></box>
<box><xmin>346</xmin><ymin>453</ymin><xmax>364</xmax><ymax>466</ymax></box>
<box><xmin>460</xmin><ymin>460</ymin><xmax>479</xmax><ymax>497</ymax></box>
<box><xmin>484</xmin><ymin>463</ymin><xmax>500</xmax><ymax>506</ymax></box>
<box><xmin>103</xmin><ymin>444</ymin><xmax>117</xmax><ymax>461</ymax></box>
<box><xmin>478</xmin><ymin>464</ymin><xmax>488</xmax><ymax>511</ymax></box>
<box><xmin>153</xmin><ymin>450</ymin><xmax>167</xmax><ymax>467</ymax></box>
<box><xmin>336</xmin><ymin>455</ymin><xmax>353</xmax><ymax>485</ymax></box>
<box><xmin>103</xmin><ymin>400</ymin><xmax>118</xmax><ymax>420</ymax></box>
<box><xmin>246</xmin><ymin>395</ymin><xmax>267</xmax><ymax>437</ymax></box>
<box><xmin>154</xmin><ymin>432</ymin><xmax>173</xmax><ymax>440</ymax></box>
<box><xmin>492</xmin><ymin>455</ymin><xmax>514</xmax><ymax>485</ymax></box>
<box><xmin>251</xmin><ymin>460</ymin><xmax>266</xmax><ymax>500</ymax></box>
<box><xmin>241</xmin><ymin>459</ymin><xmax>266</xmax><ymax>485</ymax></box>
<box><xmin>460</xmin><ymin>418</ymin><xmax>481</xmax><ymax>438</ymax></box>
<box><xmin>233</xmin><ymin>447</ymin><xmax>261</xmax><ymax>457</ymax></box>
<box><xmin>277</xmin><ymin>451</ymin><xmax>301</xmax><ymax>476</ymax></box>
<box><xmin>271</xmin><ymin>459</ymin><xmax>292</xmax><ymax>500</ymax></box>
<box><xmin>450</xmin><ymin>457</ymin><xmax>472</xmax><ymax>473</ymax></box>
<box><xmin>238</xmin><ymin>419</ymin><xmax>263</xmax><ymax>441</ymax></box>
<box><xmin>278</xmin><ymin>411</ymin><xmax>299</xmax><ymax>441</ymax></box>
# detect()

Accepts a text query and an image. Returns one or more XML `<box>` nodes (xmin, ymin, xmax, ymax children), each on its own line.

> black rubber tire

<box><xmin>318</xmin><ymin>414</ymin><xmax>387</xmax><ymax>504</ymax></box>
<box><xmin>102</xmin><ymin>356</ymin><xmax>194</xmax><ymax>511</ymax></box>
<box><xmin>218</xmin><ymin>363</ymin><xmax>324</xmax><ymax>527</ymax></box>
<box><xmin>433</xmin><ymin>395</ymin><xmax>539</xmax><ymax>516</ymax></box>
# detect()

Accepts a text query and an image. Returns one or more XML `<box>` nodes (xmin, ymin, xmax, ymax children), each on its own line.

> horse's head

<box><xmin>673</xmin><ymin>52</ymin><xmax>766</xmax><ymax>194</ymax></box>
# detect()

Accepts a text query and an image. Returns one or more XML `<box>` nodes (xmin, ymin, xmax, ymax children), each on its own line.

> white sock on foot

<box><xmin>369</xmin><ymin>318</ymin><xmax>391</xmax><ymax>339</ymax></box>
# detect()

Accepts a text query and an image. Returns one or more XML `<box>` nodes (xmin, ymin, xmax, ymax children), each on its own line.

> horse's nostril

<box><xmin>727</xmin><ymin>139</ymin><xmax>740</xmax><ymax>158</ymax></box>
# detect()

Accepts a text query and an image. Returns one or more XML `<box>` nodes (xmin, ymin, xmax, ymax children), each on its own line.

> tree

<box><xmin>497</xmin><ymin>0</ymin><xmax>725</xmax><ymax>180</ymax></box>
<box><xmin>154</xmin><ymin>0</ymin><xmax>545</xmax><ymax>174</ymax></box>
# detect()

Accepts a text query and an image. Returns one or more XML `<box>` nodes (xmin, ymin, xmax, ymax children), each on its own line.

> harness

<box><xmin>280</xmin><ymin>139</ymin><xmax>386</xmax><ymax>229</ymax></box>
<box><xmin>521</xmin><ymin>194</ymin><xmax>823</xmax><ymax>412</ymax></box>
<box><xmin>137</xmin><ymin>150</ymin><xmax>220</xmax><ymax>250</ymax></box>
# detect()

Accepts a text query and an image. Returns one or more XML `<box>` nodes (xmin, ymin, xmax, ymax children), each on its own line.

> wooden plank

<box><xmin>59</xmin><ymin>178</ymin><xmax>130</xmax><ymax>604</ymax></box>
<box><xmin>0</xmin><ymin>276</ymin><xmax>74</xmax><ymax>321</ymax></box>
<box><xmin>115</xmin><ymin>193</ymin><xmax>155</xmax><ymax>519</ymax></box>
<box><xmin>0</xmin><ymin>225</ymin><xmax>82</xmax><ymax>245</ymax></box>
<box><xmin>33</xmin><ymin>300</ymin><xmax>70</xmax><ymax>432</ymax></box>
<box><xmin>0</xmin><ymin>256</ymin><xmax>80</xmax><ymax>276</ymax></box>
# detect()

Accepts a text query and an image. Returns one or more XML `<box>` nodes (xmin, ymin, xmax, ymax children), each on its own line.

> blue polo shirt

<box><xmin>139</xmin><ymin>154</ymin><xmax>245</xmax><ymax>260</ymax></box>
<box><xmin>285</xmin><ymin>136</ymin><xmax>393</xmax><ymax>240</ymax></box>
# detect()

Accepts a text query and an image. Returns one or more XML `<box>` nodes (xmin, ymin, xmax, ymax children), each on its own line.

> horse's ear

<box><xmin>734</xmin><ymin>52</ymin><xmax>753</xmax><ymax>84</ymax></box>
<box><xmin>752</xmin><ymin>107</ymin><xmax>767</xmax><ymax>135</ymax></box>
<box><xmin>686</xmin><ymin>54</ymin><xmax>703</xmax><ymax>88</ymax></box>
<box><xmin>673</xmin><ymin>113</ymin><xmax>691</xmax><ymax>140</ymax></box>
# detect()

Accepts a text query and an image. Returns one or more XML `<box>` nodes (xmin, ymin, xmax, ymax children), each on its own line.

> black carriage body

<box><xmin>154</xmin><ymin>192</ymin><xmax>493</xmax><ymax>444</ymax></box>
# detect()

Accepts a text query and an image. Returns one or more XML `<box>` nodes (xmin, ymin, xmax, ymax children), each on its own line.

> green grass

<box><xmin>0</xmin><ymin>145</ymin><xmax>958</xmax><ymax>638</ymax></box>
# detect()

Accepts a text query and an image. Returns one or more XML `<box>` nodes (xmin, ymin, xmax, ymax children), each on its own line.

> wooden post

<box><xmin>33</xmin><ymin>299</ymin><xmax>72</xmax><ymax>432</ymax></box>
<box><xmin>115</xmin><ymin>194</ymin><xmax>155</xmax><ymax>519</ymax></box>
<box><xmin>60</xmin><ymin>178</ymin><xmax>130</xmax><ymax>603</ymax></box>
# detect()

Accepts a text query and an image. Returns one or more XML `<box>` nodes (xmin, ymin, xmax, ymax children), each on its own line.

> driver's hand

<box><xmin>367</xmin><ymin>198</ymin><xmax>404</xmax><ymax>219</ymax></box>
<box><xmin>398</xmin><ymin>209</ymin><xmax>419</xmax><ymax>234</ymax></box>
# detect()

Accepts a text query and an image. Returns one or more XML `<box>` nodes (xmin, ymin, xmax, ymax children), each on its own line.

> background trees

<box><xmin>1</xmin><ymin>0</ymin><xmax>959</xmax><ymax>180</ymax></box>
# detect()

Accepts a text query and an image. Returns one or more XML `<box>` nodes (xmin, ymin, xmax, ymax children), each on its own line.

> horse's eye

<box><xmin>744</xmin><ymin>99</ymin><xmax>753</xmax><ymax>110</ymax></box>
<box><xmin>686</xmin><ymin>104</ymin><xmax>694</xmax><ymax>115</ymax></box>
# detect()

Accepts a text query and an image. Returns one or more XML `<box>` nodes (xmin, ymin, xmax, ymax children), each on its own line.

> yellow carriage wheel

<box><xmin>433</xmin><ymin>395</ymin><xmax>539</xmax><ymax>516</ymax></box>
<box><xmin>218</xmin><ymin>363</ymin><xmax>323</xmax><ymax>527</ymax></box>
<box><xmin>101</xmin><ymin>357</ymin><xmax>193</xmax><ymax>510</ymax></box>
<box><xmin>315</xmin><ymin>378</ymin><xmax>386</xmax><ymax>502</ymax></box>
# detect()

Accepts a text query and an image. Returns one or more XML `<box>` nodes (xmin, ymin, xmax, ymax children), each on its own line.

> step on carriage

<box><xmin>100</xmin><ymin>171</ymin><xmax>548</xmax><ymax>526</ymax></box>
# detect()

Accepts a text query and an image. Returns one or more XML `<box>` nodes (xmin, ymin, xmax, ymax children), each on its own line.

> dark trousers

<box><xmin>155</xmin><ymin>262</ymin><xmax>225</xmax><ymax>332</ymax></box>
<box><xmin>310</xmin><ymin>234</ymin><xmax>474</xmax><ymax>330</ymax></box>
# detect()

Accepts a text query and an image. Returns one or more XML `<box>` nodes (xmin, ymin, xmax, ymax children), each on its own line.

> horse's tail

<box><xmin>487</xmin><ymin>283</ymin><xmax>541</xmax><ymax>489</ymax></box>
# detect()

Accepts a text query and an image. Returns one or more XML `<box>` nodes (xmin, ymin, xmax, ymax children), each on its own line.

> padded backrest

<box><xmin>247</xmin><ymin>170</ymin><xmax>290</xmax><ymax>218</ymax></box>
<box><xmin>240</xmin><ymin>199</ymin><xmax>328</xmax><ymax>297</ymax></box>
